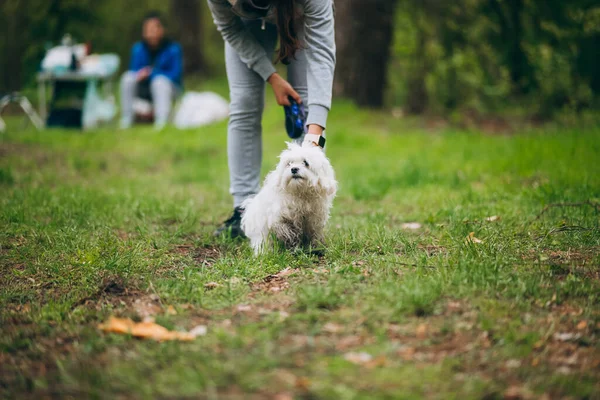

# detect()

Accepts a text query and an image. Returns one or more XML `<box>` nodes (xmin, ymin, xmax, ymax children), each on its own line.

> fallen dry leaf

<box><xmin>335</xmin><ymin>335</ymin><xmax>362</xmax><ymax>350</ymax></box>
<box><xmin>204</xmin><ymin>282</ymin><xmax>221</xmax><ymax>289</ymax></box>
<box><xmin>401</xmin><ymin>222</ymin><xmax>422</xmax><ymax>230</ymax></box>
<box><xmin>295</xmin><ymin>376</ymin><xmax>310</xmax><ymax>390</ymax></box>
<box><xmin>236</xmin><ymin>304</ymin><xmax>252</xmax><ymax>312</ymax></box>
<box><xmin>98</xmin><ymin>317</ymin><xmax>194</xmax><ymax>341</ymax></box>
<box><xmin>344</xmin><ymin>352</ymin><xmax>373</xmax><ymax>365</ymax></box>
<box><xmin>485</xmin><ymin>215</ymin><xmax>501</xmax><ymax>222</ymax></box>
<box><xmin>504</xmin><ymin>385</ymin><xmax>531</xmax><ymax>400</ymax></box>
<box><xmin>576</xmin><ymin>320</ymin><xmax>587</xmax><ymax>330</ymax></box>
<box><xmin>132</xmin><ymin>297</ymin><xmax>161</xmax><ymax>318</ymax></box>
<box><xmin>465</xmin><ymin>232</ymin><xmax>484</xmax><ymax>244</ymax></box>
<box><xmin>228</xmin><ymin>277</ymin><xmax>243</xmax><ymax>285</ymax></box>
<box><xmin>220</xmin><ymin>319</ymin><xmax>232</xmax><ymax>328</ymax></box>
<box><xmin>553</xmin><ymin>332</ymin><xmax>581</xmax><ymax>342</ymax></box>
<box><xmin>272</xmin><ymin>369</ymin><xmax>297</xmax><ymax>386</ymax></box>
<box><xmin>188</xmin><ymin>325</ymin><xmax>208</xmax><ymax>337</ymax></box>
<box><xmin>278</xmin><ymin>311</ymin><xmax>290</xmax><ymax>321</ymax></box>
<box><xmin>166</xmin><ymin>305</ymin><xmax>177</xmax><ymax>315</ymax></box>
<box><xmin>446</xmin><ymin>300</ymin><xmax>462</xmax><ymax>312</ymax></box>
<box><xmin>557</xmin><ymin>366</ymin><xmax>571</xmax><ymax>375</ymax></box>
<box><xmin>273</xmin><ymin>393</ymin><xmax>294</xmax><ymax>400</ymax></box>
<box><xmin>322</xmin><ymin>322</ymin><xmax>344</xmax><ymax>333</ymax></box>
<box><xmin>416</xmin><ymin>323</ymin><xmax>428</xmax><ymax>339</ymax></box>
<box><xmin>365</xmin><ymin>355</ymin><xmax>387</xmax><ymax>369</ymax></box>
<box><xmin>397</xmin><ymin>346</ymin><xmax>416</xmax><ymax>361</ymax></box>
<box><xmin>479</xmin><ymin>331</ymin><xmax>492</xmax><ymax>348</ymax></box>
<box><xmin>269</xmin><ymin>267</ymin><xmax>296</xmax><ymax>279</ymax></box>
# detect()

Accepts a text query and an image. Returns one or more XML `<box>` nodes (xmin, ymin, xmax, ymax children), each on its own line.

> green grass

<box><xmin>1</xmin><ymin>98</ymin><xmax>600</xmax><ymax>399</ymax></box>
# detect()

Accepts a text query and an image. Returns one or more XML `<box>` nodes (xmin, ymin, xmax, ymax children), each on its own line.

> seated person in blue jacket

<box><xmin>120</xmin><ymin>11</ymin><xmax>183</xmax><ymax>130</ymax></box>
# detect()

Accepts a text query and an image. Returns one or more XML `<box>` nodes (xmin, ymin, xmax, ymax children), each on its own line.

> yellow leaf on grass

<box><xmin>344</xmin><ymin>352</ymin><xmax>373</xmax><ymax>365</ymax></box>
<box><xmin>166</xmin><ymin>305</ymin><xmax>177</xmax><ymax>315</ymax></box>
<box><xmin>322</xmin><ymin>322</ymin><xmax>344</xmax><ymax>333</ymax></box>
<box><xmin>485</xmin><ymin>215</ymin><xmax>501</xmax><ymax>222</ymax></box>
<box><xmin>98</xmin><ymin>317</ymin><xmax>195</xmax><ymax>341</ymax></box>
<box><xmin>401</xmin><ymin>222</ymin><xmax>422</xmax><ymax>230</ymax></box>
<box><xmin>576</xmin><ymin>320</ymin><xmax>587</xmax><ymax>330</ymax></box>
<box><xmin>465</xmin><ymin>232</ymin><xmax>484</xmax><ymax>244</ymax></box>
<box><xmin>204</xmin><ymin>282</ymin><xmax>221</xmax><ymax>289</ymax></box>
<box><xmin>416</xmin><ymin>323</ymin><xmax>428</xmax><ymax>339</ymax></box>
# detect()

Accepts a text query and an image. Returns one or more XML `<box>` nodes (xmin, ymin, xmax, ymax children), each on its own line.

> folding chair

<box><xmin>0</xmin><ymin>92</ymin><xmax>45</xmax><ymax>132</ymax></box>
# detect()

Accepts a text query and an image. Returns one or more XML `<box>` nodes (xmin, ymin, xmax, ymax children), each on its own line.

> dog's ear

<box><xmin>286</xmin><ymin>141</ymin><xmax>301</xmax><ymax>151</ymax></box>
<box><xmin>317</xmin><ymin>160</ymin><xmax>337</xmax><ymax>196</ymax></box>
<box><xmin>274</xmin><ymin>153</ymin><xmax>290</xmax><ymax>190</ymax></box>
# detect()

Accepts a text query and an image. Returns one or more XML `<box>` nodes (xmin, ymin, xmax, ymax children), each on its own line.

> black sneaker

<box><xmin>213</xmin><ymin>207</ymin><xmax>245</xmax><ymax>238</ymax></box>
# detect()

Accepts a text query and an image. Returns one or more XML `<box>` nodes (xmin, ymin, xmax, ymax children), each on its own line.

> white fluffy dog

<box><xmin>242</xmin><ymin>143</ymin><xmax>337</xmax><ymax>255</ymax></box>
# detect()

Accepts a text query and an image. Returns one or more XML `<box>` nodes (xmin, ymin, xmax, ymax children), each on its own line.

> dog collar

<box><xmin>303</xmin><ymin>133</ymin><xmax>326</xmax><ymax>148</ymax></box>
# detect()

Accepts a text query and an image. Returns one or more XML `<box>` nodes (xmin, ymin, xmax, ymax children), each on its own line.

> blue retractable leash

<box><xmin>284</xmin><ymin>96</ymin><xmax>306</xmax><ymax>139</ymax></box>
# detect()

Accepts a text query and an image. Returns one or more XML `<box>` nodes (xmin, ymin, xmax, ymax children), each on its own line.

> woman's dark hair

<box><xmin>273</xmin><ymin>0</ymin><xmax>301</xmax><ymax>64</ymax></box>
<box><xmin>143</xmin><ymin>10</ymin><xmax>166</xmax><ymax>27</ymax></box>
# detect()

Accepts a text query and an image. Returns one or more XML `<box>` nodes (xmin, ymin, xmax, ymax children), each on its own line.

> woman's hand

<box><xmin>267</xmin><ymin>73</ymin><xmax>301</xmax><ymax>106</ymax></box>
<box><xmin>136</xmin><ymin>67</ymin><xmax>152</xmax><ymax>81</ymax></box>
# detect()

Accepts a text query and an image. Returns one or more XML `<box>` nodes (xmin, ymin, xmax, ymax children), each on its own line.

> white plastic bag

<box><xmin>82</xmin><ymin>80</ymin><xmax>116</xmax><ymax>129</ymax></box>
<box><xmin>41</xmin><ymin>45</ymin><xmax>87</xmax><ymax>73</ymax></box>
<box><xmin>174</xmin><ymin>92</ymin><xmax>229</xmax><ymax>129</ymax></box>
<box><xmin>80</xmin><ymin>54</ymin><xmax>120</xmax><ymax>76</ymax></box>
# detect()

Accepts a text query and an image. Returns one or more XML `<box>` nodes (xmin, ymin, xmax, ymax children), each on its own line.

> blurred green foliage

<box><xmin>388</xmin><ymin>0</ymin><xmax>600</xmax><ymax>116</ymax></box>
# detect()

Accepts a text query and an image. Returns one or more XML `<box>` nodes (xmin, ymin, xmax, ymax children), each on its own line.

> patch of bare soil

<box><xmin>72</xmin><ymin>278</ymin><xmax>168</xmax><ymax>320</ymax></box>
<box><xmin>418</xmin><ymin>244</ymin><xmax>447</xmax><ymax>257</ymax></box>
<box><xmin>0</xmin><ymin>277</ymin><xmax>170</xmax><ymax>395</ymax></box>
<box><xmin>265</xmin><ymin>298</ymin><xmax>599</xmax><ymax>398</ymax></box>
<box><xmin>172</xmin><ymin>244</ymin><xmax>223</xmax><ymax>267</ymax></box>
<box><xmin>521</xmin><ymin>248</ymin><xmax>600</xmax><ymax>279</ymax></box>
<box><xmin>389</xmin><ymin>302</ymin><xmax>600</xmax><ymax>397</ymax></box>
<box><xmin>0</xmin><ymin>142</ymin><xmax>57</xmax><ymax>169</ymax></box>
<box><xmin>251</xmin><ymin>267</ymin><xmax>297</xmax><ymax>294</ymax></box>
<box><xmin>0</xmin><ymin>334</ymin><xmax>78</xmax><ymax>397</ymax></box>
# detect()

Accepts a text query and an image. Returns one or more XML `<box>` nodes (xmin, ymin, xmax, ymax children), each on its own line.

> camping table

<box><xmin>36</xmin><ymin>71</ymin><xmax>117</xmax><ymax>126</ymax></box>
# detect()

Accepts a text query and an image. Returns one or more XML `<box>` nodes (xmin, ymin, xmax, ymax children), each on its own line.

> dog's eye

<box><xmin>303</xmin><ymin>160</ymin><xmax>309</xmax><ymax>167</ymax></box>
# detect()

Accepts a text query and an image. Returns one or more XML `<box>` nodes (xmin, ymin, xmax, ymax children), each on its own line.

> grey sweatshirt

<box><xmin>207</xmin><ymin>0</ymin><xmax>336</xmax><ymax>128</ymax></box>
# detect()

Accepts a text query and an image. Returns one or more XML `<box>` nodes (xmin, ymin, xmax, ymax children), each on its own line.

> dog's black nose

<box><xmin>291</xmin><ymin>167</ymin><xmax>299</xmax><ymax>174</ymax></box>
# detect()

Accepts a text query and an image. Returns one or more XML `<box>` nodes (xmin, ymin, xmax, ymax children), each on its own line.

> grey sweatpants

<box><xmin>226</xmin><ymin>20</ymin><xmax>308</xmax><ymax>208</ymax></box>
<box><xmin>120</xmin><ymin>72</ymin><xmax>176</xmax><ymax>128</ymax></box>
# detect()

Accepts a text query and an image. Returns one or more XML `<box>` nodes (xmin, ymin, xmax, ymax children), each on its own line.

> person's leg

<box><xmin>150</xmin><ymin>75</ymin><xmax>175</xmax><ymax>130</ymax></box>
<box><xmin>226</xmin><ymin>21</ymin><xmax>278</xmax><ymax>208</ymax></box>
<box><xmin>214</xmin><ymin>20</ymin><xmax>277</xmax><ymax>237</ymax></box>
<box><xmin>119</xmin><ymin>71</ymin><xmax>137</xmax><ymax>128</ymax></box>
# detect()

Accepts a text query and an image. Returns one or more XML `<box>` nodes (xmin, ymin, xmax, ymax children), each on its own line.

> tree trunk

<box><xmin>405</xmin><ymin>28</ymin><xmax>428</xmax><ymax>115</ymax></box>
<box><xmin>333</xmin><ymin>0</ymin><xmax>398</xmax><ymax>108</ymax></box>
<box><xmin>0</xmin><ymin>0</ymin><xmax>26</xmax><ymax>92</ymax></box>
<box><xmin>490</xmin><ymin>0</ymin><xmax>532</xmax><ymax>94</ymax></box>
<box><xmin>170</xmin><ymin>0</ymin><xmax>205</xmax><ymax>74</ymax></box>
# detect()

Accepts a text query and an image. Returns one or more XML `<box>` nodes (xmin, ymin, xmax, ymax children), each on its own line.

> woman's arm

<box><xmin>207</xmin><ymin>0</ymin><xmax>277</xmax><ymax>81</ymax></box>
<box><xmin>151</xmin><ymin>43</ymin><xmax>183</xmax><ymax>85</ymax></box>
<box><xmin>129</xmin><ymin>43</ymin><xmax>146</xmax><ymax>72</ymax></box>
<box><xmin>303</xmin><ymin>0</ymin><xmax>336</xmax><ymax>133</ymax></box>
